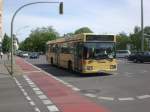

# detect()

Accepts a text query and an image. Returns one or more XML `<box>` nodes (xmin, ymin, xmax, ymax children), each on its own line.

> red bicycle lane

<box><xmin>16</xmin><ymin>57</ymin><xmax>110</xmax><ymax>112</ymax></box>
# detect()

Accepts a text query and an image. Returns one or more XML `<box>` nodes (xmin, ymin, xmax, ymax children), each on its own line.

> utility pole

<box><xmin>141</xmin><ymin>0</ymin><xmax>144</xmax><ymax>52</ymax></box>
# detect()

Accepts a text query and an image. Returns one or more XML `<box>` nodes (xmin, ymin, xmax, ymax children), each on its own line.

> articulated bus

<box><xmin>46</xmin><ymin>33</ymin><xmax>117</xmax><ymax>74</ymax></box>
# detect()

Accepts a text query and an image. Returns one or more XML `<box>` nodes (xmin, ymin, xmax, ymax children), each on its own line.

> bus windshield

<box><xmin>83</xmin><ymin>42</ymin><xmax>115</xmax><ymax>59</ymax></box>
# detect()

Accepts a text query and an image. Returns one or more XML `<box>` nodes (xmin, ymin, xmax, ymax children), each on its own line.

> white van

<box><xmin>116</xmin><ymin>50</ymin><xmax>131</xmax><ymax>58</ymax></box>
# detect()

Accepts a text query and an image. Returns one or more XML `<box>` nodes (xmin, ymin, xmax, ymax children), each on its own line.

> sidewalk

<box><xmin>0</xmin><ymin>64</ymin><xmax>35</xmax><ymax>112</ymax></box>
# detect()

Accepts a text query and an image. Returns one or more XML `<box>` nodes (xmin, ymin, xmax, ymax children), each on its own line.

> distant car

<box><xmin>116</xmin><ymin>50</ymin><xmax>131</xmax><ymax>58</ymax></box>
<box><xmin>22</xmin><ymin>52</ymin><xmax>29</xmax><ymax>58</ymax></box>
<box><xmin>29</xmin><ymin>52</ymin><xmax>39</xmax><ymax>59</ymax></box>
<box><xmin>128</xmin><ymin>51</ymin><xmax>150</xmax><ymax>63</ymax></box>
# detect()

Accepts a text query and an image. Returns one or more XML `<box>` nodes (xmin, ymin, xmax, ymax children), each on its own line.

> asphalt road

<box><xmin>26</xmin><ymin>56</ymin><xmax>150</xmax><ymax>112</ymax></box>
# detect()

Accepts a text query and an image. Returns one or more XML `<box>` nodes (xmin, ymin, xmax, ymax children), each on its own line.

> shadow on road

<box><xmin>34</xmin><ymin>64</ymin><xmax>113</xmax><ymax>78</ymax></box>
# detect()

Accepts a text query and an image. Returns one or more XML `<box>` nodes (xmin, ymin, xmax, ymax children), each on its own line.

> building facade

<box><xmin>0</xmin><ymin>0</ymin><xmax>2</xmax><ymax>42</ymax></box>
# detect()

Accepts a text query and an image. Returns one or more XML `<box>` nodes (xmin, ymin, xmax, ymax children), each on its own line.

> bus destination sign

<box><xmin>86</xmin><ymin>35</ymin><xmax>114</xmax><ymax>41</ymax></box>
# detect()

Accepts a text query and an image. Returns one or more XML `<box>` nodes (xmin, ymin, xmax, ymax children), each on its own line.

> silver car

<box><xmin>116</xmin><ymin>50</ymin><xmax>131</xmax><ymax>58</ymax></box>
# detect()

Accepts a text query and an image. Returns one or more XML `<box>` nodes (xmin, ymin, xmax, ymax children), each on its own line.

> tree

<box><xmin>74</xmin><ymin>27</ymin><xmax>93</xmax><ymax>34</ymax></box>
<box><xmin>19</xmin><ymin>26</ymin><xmax>59</xmax><ymax>53</ymax></box>
<box><xmin>116</xmin><ymin>33</ymin><xmax>131</xmax><ymax>50</ymax></box>
<box><xmin>129</xmin><ymin>26</ymin><xmax>150</xmax><ymax>51</ymax></box>
<box><xmin>64</xmin><ymin>32</ymin><xmax>74</xmax><ymax>37</ymax></box>
<box><xmin>144</xmin><ymin>26</ymin><xmax>150</xmax><ymax>35</ymax></box>
<box><xmin>2</xmin><ymin>34</ymin><xmax>11</xmax><ymax>53</ymax></box>
<box><xmin>130</xmin><ymin>32</ymin><xmax>142</xmax><ymax>51</ymax></box>
<box><xmin>134</xmin><ymin>26</ymin><xmax>141</xmax><ymax>33</ymax></box>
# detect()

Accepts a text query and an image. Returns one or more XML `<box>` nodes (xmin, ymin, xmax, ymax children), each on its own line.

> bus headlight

<box><xmin>110</xmin><ymin>65</ymin><xmax>116</xmax><ymax>69</ymax></box>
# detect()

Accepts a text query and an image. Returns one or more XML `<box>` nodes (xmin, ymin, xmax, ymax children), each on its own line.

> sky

<box><xmin>3</xmin><ymin>0</ymin><xmax>150</xmax><ymax>41</ymax></box>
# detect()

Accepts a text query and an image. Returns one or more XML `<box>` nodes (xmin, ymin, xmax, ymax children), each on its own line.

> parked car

<box><xmin>128</xmin><ymin>51</ymin><xmax>150</xmax><ymax>63</ymax></box>
<box><xmin>29</xmin><ymin>52</ymin><xmax>39</xmax><ymax>59</ymax></box>
<box><xmin>127</xmin><ymin>52</ymin><xmax>143</xmax><ymax>61</ymax></box>
<box><xmin>21</xmin><ymin>52</ymin><xmax>29</xmax><ymax>58</ymax></box>
<box><xmin>116</xmin><ymin>50</ymin><xmax>131</xmax><ymax>58</ymax></box>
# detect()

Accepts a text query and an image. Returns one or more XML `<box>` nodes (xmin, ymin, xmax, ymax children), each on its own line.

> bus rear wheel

<box><xmin>68</xmin><ymin>61</ymin><xmax>73</xmax><ymax>71</ymax></box>
<box><xmin>51</xmin><ymin>58</ymin><xmax>53</xmax><ymax>65</ymax></box>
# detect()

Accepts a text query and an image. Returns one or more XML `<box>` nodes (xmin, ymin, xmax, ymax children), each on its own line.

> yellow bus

<box><xmin>46</xmin><ymin>33</ymin><xmax>117</xmax><ymax>73</ymax></box>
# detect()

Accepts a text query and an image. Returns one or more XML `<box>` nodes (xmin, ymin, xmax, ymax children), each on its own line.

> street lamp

<box><xmin>141</xmin><ymin>0</ymin><xmax>144</xmax><ymax>52</ymax></box>
<box><xmin>10</xmin><ymin>1</ymin><xmax>64</xmax><ymax>76</ymax></box>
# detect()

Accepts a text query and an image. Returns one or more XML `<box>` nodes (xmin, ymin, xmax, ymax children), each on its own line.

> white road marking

<box><xmin>28</xmin><ymin>82</ymin><xmax>34</xmax><ymax>85</ymax></box>
<box><xmin>26</xmin><ymin>80</ymin><xmax>33</xmax><ymax>83</ymax></box>
<box><xmin>61</xmin><ymin>82</ymin><xmax>69</xmax><ymax>85</ymax></box>
<box><xmin>25</xmin><ymin>79</ymin><xmax>31</xmax><ymax>82</ymax></box>
<box><xmin>21</xmin><ymin>88</ymin><xmax>25</xmax><ymax>92</ymax></box>
<box><xmin>66</xmin><ymin>84</ymin><xmax>73</xmax><ymax>87</ymax></box>
<box><xmin>124</xmin><ymin>72</ymin><xmax>133</xmax><ymax>74</ymax></box>
<box><xmin>23</xmin><ymin>74</ymin><xmax>59</xmax><ymax>111</ymax></box>
<box><xmin>38</xmin><ymin>95</ymin><xmax>47</xmax><ymax>100</ymax></box>
<box><xmin>84</xmin><ymin>93</ymin><xmax>97</xmax><ymax>98</ymax></box>
<box><xmin>30</xmin><ymin>84</ymin><xmax>37</xmax><ymax>88</ymax></box>
<box><xmin>34</xmin><ymin>107</ymin><xmax>41</xmax><ymax>112</ymax></box>
<box><xmin>98</xmin><ymin>97</ymin><xmax>114</xmax><ymax>101</ymax></box>
<box><xmin>16</xmin><ymin>82</ymin><xmax>21</xmax><ymax>86</ymax></box>
<box><xmin>33</xmin><ymin>87</ymin><xmax>40</xmax><ymax>91</ymax></box>
<box><xmin>118</xmin><ymin>97</ymin><xmax>135</xmax><ymax>101</ymax></box>
<box><xmin>26</xmin><ymin>96</ymin><xmax>31</xmax><ymax>101</ymax></box>
<box><xmin>29</xmin><ymin>101</ymin><xmax>35</xmax><ymax>106</ymax></box>
<box><xmin>25</xmin><ymin>78</ymin><xmax>30</xmax><ymax>81</ymax></box>
<box><xmin>24</xmin><ymin>71</ymin><xmax>41</xmax><ymax>74</ymax></box>
<box><xmin>35</xmin><ymin>90</ymin><xmax>43</xmax><ymax>95</ymax></box>
<box><xmin>47</xmin><ymin>105</ymin><xmax>59</xmax><ymax>112</ymax></box>
<box><xmin>14</xmin><ymin>77</ymin><xmax>41</xmax><ymax>112</ymax></box>
<box><xmin>23</xmin><ymin>58</ymin><xmax>150</xmax><ymax>104</ymax></box>
<box><xmin>141</xmin><ymin>70</ymin><xmax>148</xmax><ymax>73</ymax></box>
<box><xmin>72</xmin><ymin>87</ymin><xmax>80</xmax><ymax>91</ymax></box>
<box><xmin>42</xmin><ymin>100</ymin><xmax>53</xmax><ymax>105</ymax></box>
<box><xmin>25</xmin><ymin>60</ymin><xmax>81</xmax><ymax>95</ymax></box>
<box><xmin>18</xmin><ymin>85</ymin><xmax>23</xmax><ymax>89</ymax></box>
<box><xmin>137</xmin><ymin>95</ymin><xmax>150</xmax><ymax>99</ymax></box>
<box><xmin>23</xmin><ymin>91</ymin><xmax>28</xmax><ymax>96</ymax></box>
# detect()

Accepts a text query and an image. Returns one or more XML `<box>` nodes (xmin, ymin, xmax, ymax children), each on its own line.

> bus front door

<box><xmin>74</xmin><ymin>43</ymin><xmax>83</xmax><ymax>72</ymax></box>
<box><xmin>55</xmin><ymin>45</ymin><xmax>60</xmax><ymax>66</ymax></box>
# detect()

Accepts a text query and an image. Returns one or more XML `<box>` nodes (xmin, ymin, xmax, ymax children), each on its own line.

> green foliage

<box><xmin>64</xmin><ymin>32</ymin><xmax>74</xmax><ymax>37</ymax></box>
<box><xmin>19</xmin><ymin>25</ymin><xmax>150</xmax><ymax>53</ymax></box>
<box><xmin>74</xmin><ymin>27</ymin><xmax>93</xmax><ymax>34</ymax></box>
<box><xmin>130</xmin><ymin>26</ymin><xmax>150</xmax><ymax>51</ymax></box>
<box><xmin>19</xmin><ymin>26</ymin><xmax>59</xmax><ymax>52</ymax></box>
<box><xmin>144</xmin><ymin>26</ymin><xmax>150</xmax><ymax>35</ymax></box>
<box><xmin>2</xmin><ymin>34</ymin><xmax>11</xmax><ymax>53</ymax></box>
<box><xmin>134</xmin><ymin>26</ymin><xmax>141</xmax><ymax>33</ymax></box>
<box><xmin>130</xmin><ymin>32</ymin><xmax>142</xmax><ymax>51</ymax></box>
<box><xmin>116</xmin><ymin>33</ymin><xmax>131</xmax><ymax>50</ymax></box>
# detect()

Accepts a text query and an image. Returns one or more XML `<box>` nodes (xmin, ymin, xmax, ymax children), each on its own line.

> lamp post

<box><xmin>10</xmin><ymin>1</ymin><xmax>63</xmax><ymax>76</ymax></box>
<box><xmin>141</xmin><ymin>0</ymin><xmax>144</xmax><ymax>52</ymax></box>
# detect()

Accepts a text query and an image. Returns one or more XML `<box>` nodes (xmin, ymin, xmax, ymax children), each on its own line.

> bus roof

<box><xmin>47</xmin><ymin>33</ymin><xmax>85</xmax><ymax>45</ymax></box>
<box><xmin>46</xmin><ymin>33</ymin><xmax>115</xmax><ymax>45</ymax></box>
